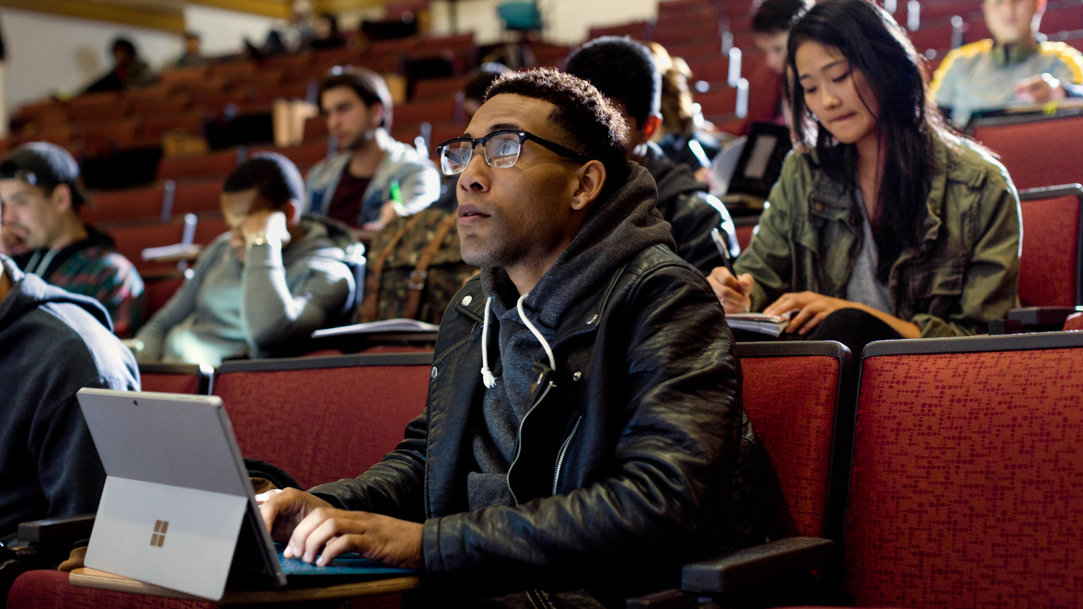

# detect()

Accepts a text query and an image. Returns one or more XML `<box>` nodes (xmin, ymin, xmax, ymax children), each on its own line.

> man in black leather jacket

<box><xmin>565</xmin><ymin>36</ymin><xmax>740</xmax><ymax>276</ymax></box>
<box><xmin>260</xmin><ymin>69</ymin><xmax>765</xmax><ymax>607</ymax></box>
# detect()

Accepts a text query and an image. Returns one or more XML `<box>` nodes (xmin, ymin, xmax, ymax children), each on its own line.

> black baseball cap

<box><xmin>0</xmin><ymin>141</ymin><xmax>91</xmax><ymax>209</ymax></box>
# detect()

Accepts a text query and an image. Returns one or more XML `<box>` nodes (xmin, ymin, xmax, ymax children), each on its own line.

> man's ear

<box><xmin>371</xmin><ymin>103</ymin><xmax>387</xmax><ymax>129</ymax></box>
<box><xmin>570</xmin><ymin>160</ymin><xmax>607</xmax><ymax>212</ymax></box>
<box><xmin>641</xmin><ymin>113</ymin><xmax>663</xmax><ymax>141</ymax></box>
<box><xmin>50</xmin><ymin>184</ymin><xmax>74</xmax><ymax>214</ymax></box>
<box><xmin>283</xmin><ymin>199</ymin><xmax>301</xmax><ymax>223</ymax></box>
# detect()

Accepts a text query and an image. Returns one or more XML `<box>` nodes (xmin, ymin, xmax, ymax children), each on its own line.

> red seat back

<box><xmin>213</xmin><ymin>352</ymin><xmax>432</xmax><ymax>490</ymax></box>
<box><xmin>843</xmin><ymin>333</ymin><xmax>1083</xmax><ymax>607</ymax></box>
<box><xmin>970</xmin><ymin>113</ymin><xmax>1083</xmax><ymax>189</ymax></box>
<box><xmin>736</xmin><ymin>341</ymin><xmax>853</xmax><ymax>539</ymax></box>
<box><xmin>138</xmin><ymin>362</ymin><xmax>213</xmax><ymax>395</ymax></box>
<box><xmin>1017</xmin><ymin>184</ymin><xmax>1083</xmax><ymax>307</ymax></box>
<box><xmin>84</xmin><ymin>185</ymin><xmax>169</xmax><ymax>224</ymax></box>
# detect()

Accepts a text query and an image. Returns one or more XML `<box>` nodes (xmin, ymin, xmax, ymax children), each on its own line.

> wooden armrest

<box><xmin>681</xmin><ymin>536</ymin><xmax>833</xmax><ymax>594</ymax></box>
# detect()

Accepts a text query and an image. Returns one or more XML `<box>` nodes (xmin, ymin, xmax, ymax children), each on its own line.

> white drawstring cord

<box><xmin>480</xmin><ymin>295</ymin><xmax>496</xmax><ymax>388</ymax></box>
<box><xmin>516</xmin><ymin>293</ymin><xmax>556</xmax><ymax>371</ymax></box>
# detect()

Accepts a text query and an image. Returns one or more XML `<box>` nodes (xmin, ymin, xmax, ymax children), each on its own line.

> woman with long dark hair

<box><xmin>708</xmin><ymin>0</ymin><xmax>1021</xmax><ymax>351</ymax></box>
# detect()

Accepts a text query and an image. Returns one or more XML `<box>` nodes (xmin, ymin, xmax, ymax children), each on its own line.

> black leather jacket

<box><xmin>313</xmin><ymin>249</ymin><xmax>758</xmax><ymax>598</ymax></box>
<box><xmin>312</xmin><ymin>165</ymin><xmax>765</xmax><ymax>604</ymax></box>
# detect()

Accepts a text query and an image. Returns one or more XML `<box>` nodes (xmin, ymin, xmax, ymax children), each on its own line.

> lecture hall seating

<box><xmin>631</xmin><ymin>341</ymin><xmax>855</xmax><ymax>606</ymax></box>
<box><xmin>823</xmin><ymin>332</ymin><xmax>1083</xmax><ymax>608</ymax></box>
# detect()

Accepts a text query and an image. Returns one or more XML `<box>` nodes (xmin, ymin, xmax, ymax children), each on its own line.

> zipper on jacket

<box><xmin>506</xmin><ymin>378</ymin><xmax>556</xmax><ymax>506</ymax></box>
<box><xmin>551</xmin><ymin>415</ymin><xmax>582</xmax><ymax>495</ymax></box>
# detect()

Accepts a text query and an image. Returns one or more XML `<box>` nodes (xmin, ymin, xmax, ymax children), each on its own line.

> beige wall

<box><xmin>2</xmin><ymin>0</ymin><xmax>670</xmax><ymax>115</ymax></box>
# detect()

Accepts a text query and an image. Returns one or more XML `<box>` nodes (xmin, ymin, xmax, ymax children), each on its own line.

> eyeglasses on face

<box><xmin>435</xmin><ymin>129</ymin><xmax>589</xmax><ymax>176</ymax></box>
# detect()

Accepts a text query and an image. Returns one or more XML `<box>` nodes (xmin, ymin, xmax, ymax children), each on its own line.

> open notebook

<box><xmin>76</xmin><ymin>388</ymin><xmax>415</xmax><ymax>601</ymax></box>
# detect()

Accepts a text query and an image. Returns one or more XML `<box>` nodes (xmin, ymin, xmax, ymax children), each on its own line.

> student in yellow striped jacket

<box><xmin>930</xmin><ymin>0</ymin><xmax>1083</xmax><ymax>127</ymax></box>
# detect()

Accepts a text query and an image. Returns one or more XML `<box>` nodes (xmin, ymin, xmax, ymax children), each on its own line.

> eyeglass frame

<box><xmin>435</xmin><ymin>129</ymin><xmax>590</xmax><ymax>176</ymax></box>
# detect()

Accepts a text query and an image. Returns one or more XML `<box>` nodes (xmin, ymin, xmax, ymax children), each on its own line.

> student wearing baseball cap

<box><xmin>0</xmin><ymin>142</ymin><xmax>146</xmax><ymax>337</ymax></box>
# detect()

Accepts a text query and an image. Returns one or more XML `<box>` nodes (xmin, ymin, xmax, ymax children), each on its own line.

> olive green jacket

<box><xmin>734</xmin><ymin>132</ymin><xmax>1021</xmax><ymax>337</ymax></box>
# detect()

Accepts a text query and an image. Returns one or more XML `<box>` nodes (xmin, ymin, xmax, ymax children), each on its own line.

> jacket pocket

<box><xmin>900</xmin><ymin>254</ymin><xmax>966</xmax><ymax>319</ymax></box>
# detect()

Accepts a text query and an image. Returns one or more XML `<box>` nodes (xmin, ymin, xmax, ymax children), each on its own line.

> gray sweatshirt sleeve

<box><xmin>397</xmin><ymin>159</ymin><xmax>441</xmax><ymax>216</ymax></box>
<box><xmin>132</xmin><ymin>247</ymin><xmax>216</xmax><ymax>362</ymax></box>
<box><xmin>239</xmin><ymin>242</ymin><xmax>352</xmax><ymax>355</ymax></box>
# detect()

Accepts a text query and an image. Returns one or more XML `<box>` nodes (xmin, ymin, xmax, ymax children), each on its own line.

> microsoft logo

<box><xmin>150</xmin><ymin>520</ymin><xmax>169</xmax><ymax>547</ymax></box>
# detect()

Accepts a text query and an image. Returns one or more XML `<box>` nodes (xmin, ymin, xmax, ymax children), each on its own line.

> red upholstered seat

<box><xmin>838</xmin><ymin>332</ymin><xmax>1083</xmax><ymax>608</ymax></box>
<box><xmin>667</xmin><ymin>341</ymin><xmax>854</xmax><ymax>605</ymax></box>
<box><xmin>737</xmin><ymin>341</ymin><xmax>853</xmax><ymax>540</ymax></box>
<box><xmin>156</xmin><ymin>148</ymin><xmax>243</xmax><ymax>182</ymax></box>
<box><xmin>138</xmin><ymin>362</ymin><xmax>213</xmax><ymax>395</ymax></box>
<box><xmin>1017</xmin><ymin>184</ymin><xmax>1083</xmax><ymax>307</ymax></box>
<box><xmin>8</xmin><ymin>569</ymin><xmax>213</xmax><ymax>609</ymax></box>
<box><xmin>213</xmin><ymin>352</ymin><xmax>432</xmax><ymax>490</ymax></box>
<box><xmin>84</xmin><ymin>184</ymin><xmax>169</xmax><ymax>224</ymax></box>
<box><xmin>969</xmin><ymin>113</ymin><xmax>1083</xmax><ymax>189</ymax></box>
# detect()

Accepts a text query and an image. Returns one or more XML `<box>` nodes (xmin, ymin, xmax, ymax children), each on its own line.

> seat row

<box><xmin>9</xmin><ymin>331</ymin><xmax>1083</xmax><ymax>607</ymax></box>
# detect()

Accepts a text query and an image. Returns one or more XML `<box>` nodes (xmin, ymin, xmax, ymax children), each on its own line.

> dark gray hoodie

<box><xmin>468</xmin><ymin>163</ymin><xmax>676</xmax><ymax>508</ymax></box>
<box><xmin>0</xmin><ymin>255</ymin><xmax>139</xmax><ymax>544</ymax></box>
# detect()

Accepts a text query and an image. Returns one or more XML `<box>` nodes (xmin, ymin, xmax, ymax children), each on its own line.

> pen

<box><xmin>710</xmin><ymin>227</ymin><xmax>737</xmax><ymax>275</ymax></box>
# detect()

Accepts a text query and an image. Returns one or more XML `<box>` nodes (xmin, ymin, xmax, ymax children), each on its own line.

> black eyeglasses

<box><xmin>435</xmin><ymin>130</ymin><xmax>589</xmax><ymax>176</ymax></box>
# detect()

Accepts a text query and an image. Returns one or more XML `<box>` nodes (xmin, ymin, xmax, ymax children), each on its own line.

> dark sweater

<box><xmin>0</xmin><ymin>255</ymin><xmax>140</xmax><ymax>544</ymax></box>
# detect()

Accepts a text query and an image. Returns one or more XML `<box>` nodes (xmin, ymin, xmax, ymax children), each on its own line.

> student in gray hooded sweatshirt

<box><xmin>133</xmin><ymin>153</ymin><xmax>357</xmax><ymax>366</ymax></box>
<box><xmin>259</xmin><ymin>69</ymin><xmax>768</xmax><ymax>607</ymax></box>
<box><xmin>0</xmin><ymin>246</ymin><xmax>138</xmax><ymax>546</ymax></box>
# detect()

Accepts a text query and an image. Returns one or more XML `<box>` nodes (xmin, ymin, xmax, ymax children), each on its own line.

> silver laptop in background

<box><xmin>77</xmin><ymin>388</ymin><xmax>286</xmax><ymax>600</ymax></box>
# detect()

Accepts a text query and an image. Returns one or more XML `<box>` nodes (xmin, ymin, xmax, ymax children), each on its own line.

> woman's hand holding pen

<box><xmin>707</xmin><ymin>267</ymin><xmax>754</xmax><ymax>314</ymax></box>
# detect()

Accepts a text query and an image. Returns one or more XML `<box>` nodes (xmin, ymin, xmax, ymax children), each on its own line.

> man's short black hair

<box><xmin>486</xmin><ymin>68</ymin><xmax>629</xmax><ymax>200</ymax></box>
<box><xmin>751</xmin><ymin>0</ymin><xmax>814</xmax><ymax>33</ymax></box>
<box><xmin>564</xmin><ymin>36</ymin><xmax>661</xmax><ymax>129</ymax></box>
<box><xmin>318</xmin><ymin>65</ymin><xmax>394</xmax><ymax>128</ymax></box>
<box><xmin>111</xmin><ymin>36</ymin><xmax>137</xmax><ymax>57</ymax></box>
<box><xmin>223</xmin><ymin>153</ymin><xmax>304</xmax><ymax>209</ymax></box>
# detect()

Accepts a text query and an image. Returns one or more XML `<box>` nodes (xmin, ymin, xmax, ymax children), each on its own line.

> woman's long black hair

<box><xmin>786</xmin><ymin>0</ymin><xmax>950</xmax><ymax>282</ymax></box>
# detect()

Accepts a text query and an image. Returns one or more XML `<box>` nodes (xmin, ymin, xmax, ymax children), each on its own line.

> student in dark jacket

<box><xmin>564</xmin><ymin>35</ymin><xmax>740</xmax><ymax>274</ymax></box>
<box><xmin>0</xmin><ymin>251</ymin><xmax>139</xmax><ymax>545</ymax></box>
<box><xmin>260</xmin><ymin>69</ymin><xmax>770</xmax><ymax>606</ymax></box>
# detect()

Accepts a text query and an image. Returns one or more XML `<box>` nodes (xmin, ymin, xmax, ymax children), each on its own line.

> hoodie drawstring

<box><xmin>480</xmin><ymin>295</ymin><xmax>496</xmax><ymax>388</ymax></box>
<box><xmin>479</xmin><ymin>293</ymin><xmax>557</xmax><ymax>390</ymax></box>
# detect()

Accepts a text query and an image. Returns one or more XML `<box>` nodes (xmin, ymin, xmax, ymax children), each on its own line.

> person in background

<box><xmin>747</xmin><ymin>0</ymin><xmax>815</xmax><ymax>127</ymax></box>
<box><xmin>0</xmin><ymin>194</ymin><xmax>139</xmax><ymax>547</ymax></box>
<box><xmin>259</xmin><ymin>68</ymin><xmax>770</xmax><ymax>606</ymax></box>
<box><xmin>83</xmin><ymin>36</ymin><xmax>154</xmax><ymax>94</ymax></box>
<box><xmin>931</xmin><ymin>0</ymin><xmax>1083</xmax><ymax>127</ymax></box>
<box><xmin>309</xmin><ymin>13</ymin><xmax>347</xmax><ymax>51</ymax></box>
<box><xmin>173</xmin><ymin>31</ymin><xmax>204</xmax><ymax>68</ymax></box>
<box><xmin>709</xmin><ymin>0</ymin><xmax>1021</xmax><ymax>357</ymax></box>
<box><xmin>133</xmin><ymin>153</ymin><xmax>357</xmax><ymax>366</ymax></box>
<box><xmin>0</xmin><ymin>142</ymin><xmax>146</xmax><ymax>337</ymax></box>
<box><xmin>648</xmin><ymin>42</ymin><xmax>722</xmax><ymax>183</ymax></box>
<box><xmin>565</xmin><ymin>35</ymin><xmax>740</xmax><ymax>275</ymax></box>
<box><xmin>304</xmin><ymin>66</ymin><xmax>440</xmax><ymax>230</ymax></box>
